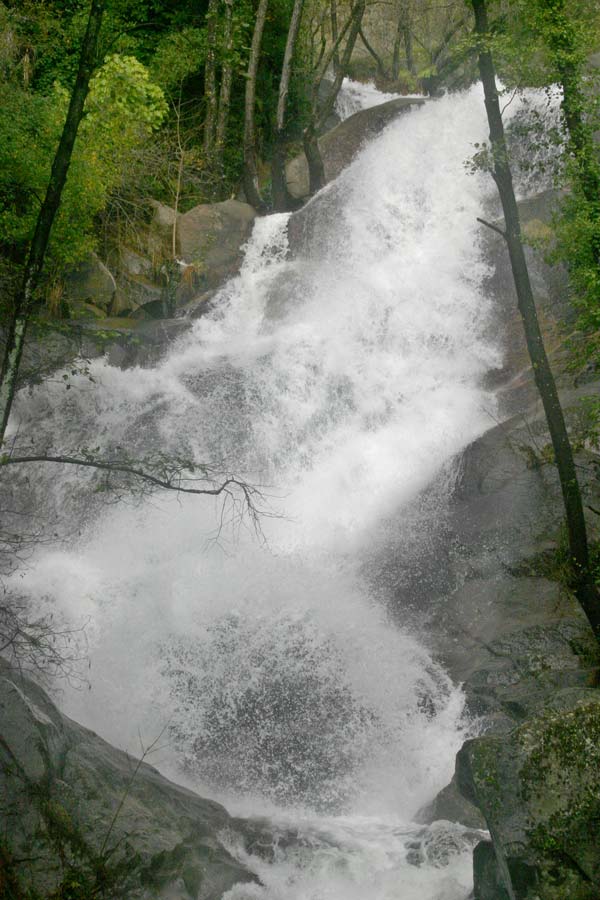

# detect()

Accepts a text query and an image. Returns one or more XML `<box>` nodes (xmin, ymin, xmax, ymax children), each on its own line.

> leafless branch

<box><xmin>477</xmin><ymin>216</ymin><xmax>507</xmax><ymax>240</ymax></box>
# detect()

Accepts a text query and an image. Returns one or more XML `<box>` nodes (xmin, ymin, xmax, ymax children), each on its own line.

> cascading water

<box><xmin>8</xmin><ymin>84</ymin><xmax>530</xmax><ymax>898</ymax></box>
<box><xmin>334</xmin><ymin>76</ymin><xmax>402</xmax><ymax>120</ymax></box>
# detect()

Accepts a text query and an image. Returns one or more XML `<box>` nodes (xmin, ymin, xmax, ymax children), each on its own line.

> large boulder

<box><xmin>176</xmin><ymin>199</ymin><xmax>256</xmax><ymax>291</ymax></box>
<box><xmin>0</xmin><ymin>659</ymin><xmax>256</xmax><ymax>899</ymax></box>
<box><xmin>457</xmin><ymin>689</ymin><xmax>600</xmax><ymax>900</ymax></box>
<box><xmin>64</xmin><ymin>252</ymin><xmax>116</xmax><ymax>313</ymax></box>
<box><xmin>285</xmin><ymin>96</ymin><xmax>425</xmax><ymax>200</ymax></box>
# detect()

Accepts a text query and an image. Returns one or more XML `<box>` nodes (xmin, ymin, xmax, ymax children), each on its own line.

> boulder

<box><xmin>0</xmin><ymin>659</ymin><xmax>257</xmax><ymax>899</ymax></box>
<box><xmin>176</xmin><ymin>199</ymin><xmax>256</xmax><ymax>291</ymax></box>
<box><xmin>416</xmin><ymin>775</ymin><xmax>487</xmax><ymax>831</ymax></box>
<box><xmin>64</xmin><ymin>252</ymin><xmax>116</xmax><ymax>311</ymax></box>
<box><xmin>118</xmin><ymin>276</ymin><xmax>164</xmax><ymax>315</ymax></box>
<box><xmin>458</xmin><ymin>689</ymin><xmax>600</xmax><ymax>900</ymax></box>
<box><xmin>285</xmin><ymin>96</ymin><xmax>425</xmax><ymax>199</ymax></box>
<box><xmin>147</xmin><ymin>201</ymin><xmax>178</xmax><ymax>264</ymax></box>
<box><xmin>120</xmin><ymin>247</ymin><xmax>155</xmax><ymax>280</ymax></box>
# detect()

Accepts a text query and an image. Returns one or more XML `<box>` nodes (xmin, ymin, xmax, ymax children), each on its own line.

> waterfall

<box><xmin>334</xmin><ymin>77</ymin><xmax>403</xmax><ymax>120</ymax></box>
<box><xmin>10</xmin><ymin>85</ymin><xmax>517</xmax><ymax>898</ymax></box>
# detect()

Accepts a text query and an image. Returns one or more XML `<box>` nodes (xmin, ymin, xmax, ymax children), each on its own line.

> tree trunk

<box><xmin>303</xmin><ymin>123</ymin><xmax>326</xmax><ymax>195</ymax></box>
<box><xmin>392</xmin><ymin>18</ymin><xmax>402</xmax><ymax>80</ymax></box>
<box><xmin>304</xmin><ymin>0</ymin><xmax>366</xmax><ymax>194</ymax></box>
<box><xmin>330</xmin><ymin>0</ymin><xmax>340</xmax><ymax>76</ymax></box>
<box><xmin>203</xmin><ymin>0</ymin><xmax>219</xmax><ymax>160</ymax></box>
<box><xmin>0</xmin><ymin>0</ymin><xmax>105</xmax><ymax>446</ymax></box>
<box><xmin>472</xmin><ymin>0</ymin><xmax>600</xmax><ymax>643</ymax></box>
<box><xmin>242</xmin><ymin>0</ymin><xmax>269</xmax><ymax>212</ymax></box>
<box><xmin>215</xmin><ymin>0</ymin><xmax>234</xmax><ymax>174</ymax></box>
<box><xmin>272</xmin><ymin>0</ymin><xmax>305</xmax><ymax>212</ymax></box>
<box><xmin>359</xmin><ymin>26</ymin><xmax>387</xmax><ymax>81</ymax></box>
<box><xmin>393</xmin><ymin>2</ymin><xmax>414</xmax><ymax>78</ymax></box>
<box><xmin>402</xmin><ymin>6</ymin><xmax>415</xmax><ymax>75</ymax></box>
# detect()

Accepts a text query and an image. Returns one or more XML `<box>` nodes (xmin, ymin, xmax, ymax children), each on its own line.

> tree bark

<box><xmin>359</xmin><ymin>26</ymin><xmax>387</xmax><ymax>81</ymax></box>
<box><xmin>215</xmin><ymin>0</ymin><xmax>234</xmax><ymax>174</ymax></box>
<box><xmin>272</xmin><ymin>0</ymin><xmax>305</xmax><ymax>212</ymax></box>
<box><xmin>304</xmin><ymin>0</ymin><xmax>366</xmax><ymax>195</ymax></box>
<box><xmin>242</xmin><ymin>0</ymin><xmax>269</xmax><ymax>212</ymax></box>
<box><xmin>0</xmin><ymin>0</ymin><xmax>105</xmax><ymax>446</ymax></box>
<box><xmin>330</xmin><ymin>0</ymin><xmax>340</xmax><ymax>76</ymax></box>
<box><xmin>203</xmin><ymin>0</ymin><xmax>219</xmax><ymax>160</ymax></box>
<box><xmin>393</xmin><ymin>2</ymin><xmax>414</xmax><ymax>79</ymax></box>
<box><xmin>472</xmin><ymin>0</ymin><xmax>600</xmax><ymax>643</ymax></box>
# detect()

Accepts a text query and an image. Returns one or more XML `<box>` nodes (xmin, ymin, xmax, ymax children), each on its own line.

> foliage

<box><xmin>0</xmin><ymin>51</ymin><xmax>167</xmax><ymax>283</ymax></box>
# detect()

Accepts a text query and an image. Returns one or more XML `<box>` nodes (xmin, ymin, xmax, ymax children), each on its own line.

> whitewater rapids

<box><xmin>8</xmin><ymin>83</ymin><xmax>532</xmax><ymax>898</ymax></box>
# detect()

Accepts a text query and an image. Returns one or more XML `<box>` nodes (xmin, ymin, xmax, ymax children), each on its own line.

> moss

<box><xmin>468</xmin><ymin>739</ymin><xmax>504</xmax><ymax>819</ymax></box>
<box><xmin>519</xmin><ymin>701</ymin><xmax>600</xmax><ymax>886</ymax></box>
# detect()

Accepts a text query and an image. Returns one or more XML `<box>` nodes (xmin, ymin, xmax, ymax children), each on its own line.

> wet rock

<box><xmin>416</xmin><ymin>776</ymin><xmax>487</xmax><ymax>830</ymax></box>
<box><xmin>285</xmin><ymin>96</ymin><xmax>425</xmax><ymax>200</ymax></box>
<box><xmin>104</xmin><ymin>318</ymin><xmax>191</xmax><ymax>368</ymax></box>
<box><xmin>458</xmin><ymin>689</ymin><xmax>600</xmax><ymax>900</ymax></box>
<box><xmin>472</xmin><ymin>841</ymin><xmax>511</xmax><ymax>900</ymax></box>
<box><xmin>0</xmin><ymin>658</ymin><xmax>257</xmax><ymax>900</ymax></box>
<box><xmin>177</xmin><ymin>289</ymin><xmax>218</xmax><ymax>320</ymax></box>
<box><xmin>403</xmin><ymin>822</ymin><xmax>484</xmax><ymax>870</ymax></box>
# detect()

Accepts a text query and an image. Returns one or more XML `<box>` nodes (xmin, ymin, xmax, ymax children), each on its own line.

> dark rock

<box><xmin>117</xmin><ymin>274</ymin><xmax>164</xmax><ymax>315</ymax></box>
<box><xmin>473</xmin><ymin>841</ymin><xmax>512</xmax><ymax>900</ymax></box>
<box><xmin>0</xmin><ymin>658</ymin><xmax>257</xmax><ymax>900</ymax></box>
<box><xmin>177</xmin><ymin>290</ymin><xmax>218</xmax><ymax>320</ymax></box>
<box><xmin>285</xmin><ymin>96</ymin><xmax>425</xmax><ymax>200</ymax></box>
<box><xmin>416</xmin><ymin>775</ymin><xmax>487</xmax><ymax>830</ymax></box>
<box><xmin>105</xmin><ymin>318</ymin><xmax>191</xmax><ymax>368</ymax></box>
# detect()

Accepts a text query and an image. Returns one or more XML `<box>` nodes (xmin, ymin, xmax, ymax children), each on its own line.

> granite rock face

<box><xmin>0</xmin><ymin>658</ymin><xmax>256</xmax><ymax>899</ymax></box>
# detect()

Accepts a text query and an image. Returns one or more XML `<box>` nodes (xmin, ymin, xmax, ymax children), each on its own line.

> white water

<box><xmin>334</xmin><ymin>77</ymin><xmax>405</xmax><ymax>120</ymax></box>
<box><xmin>8</xmin><ymin>86</ymin><xmax>513</xmax><ymax>898</ymax></box>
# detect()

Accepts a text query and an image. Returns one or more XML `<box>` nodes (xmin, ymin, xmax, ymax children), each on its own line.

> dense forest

<box><xmin>1</xmin><ymin>0</ymin><xmax>600</xmax><ymax>347</ymax></box>
<box><xmin>2</xmin><ymin>1</ymin><xmax>600</xmax><ymax>899</ymax></box>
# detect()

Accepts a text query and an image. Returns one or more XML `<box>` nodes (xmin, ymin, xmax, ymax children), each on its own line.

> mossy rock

<box><xmin>458</xmin><ymin>688</ymin><xmax>600</xmax><ymax>899</ymax></box>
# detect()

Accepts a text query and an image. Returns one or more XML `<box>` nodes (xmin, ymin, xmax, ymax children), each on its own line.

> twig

<box><xmin>477</xmin><ymin>216</ymin><xmax>507</xmax><ymax>239</ymax></box>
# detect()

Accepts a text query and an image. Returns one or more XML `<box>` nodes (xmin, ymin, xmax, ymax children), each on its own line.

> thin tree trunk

<box><xmin>402</xmin><ymin>3</ymin><xmax>415</xmax><ymax>75</ymax></box>
<box><xmin>392</xmin><ymin>16</ymin><xmax>402</xmax><ymax>80</ymax></box>
<box><xmin>0</xmin><ymin>0</ymin><xmax>105</xmax><ymax>445</ymax></box>
<box><xmin>242</xmin><ymin>0</ymin><xmax>269</xmax><ymax>211</ymax></box>
<box><xmin>359</xmin><ymin>26</ymin><xmax>387</xmax><ymax>80</ymax></box>
<box><xmin>393</xmin><ymin>2</ymin><xmax>414</xmax><ymax>78</ymax></box>
<box><xmin>472</xmin><ymin>0</ymin><xmax>600</xmax><ymax>643</ymax></box>
<box><xmin>303</xmin><ymin>122</ymin><xmax>326</xmax><ymax>195</ymax></box>
<box><xmin>404</xmin><ymin>24</ymin><xmax>414</xmax><ymax>75</ymax></box>
<box><xmin>203</xmin><ymin>0</ymin><xmax>219</xmax><ymax>160</ymax></box>
<box><xmin>172</xmin><ymin>87</ymin><xmax>184</xmax><ymax>259</ymax></box>
<box><xmin>304</xmin><ymin>0</ymin><xmax>366</xmax><ymax>194</ymax></box>
<box><xmin>272</xmin><ymin>0</ymin><xmax>304</xmax><ymax>212</ymax></box>
<box><xmin>330</xmin><ymin>0</ymin><xmax>340</xmax><ymax>75</ymax></box>
<box><xmin>215</xmin><ymin>0</ymin><xmax>234</xmax><ymax>173</ymax></box>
